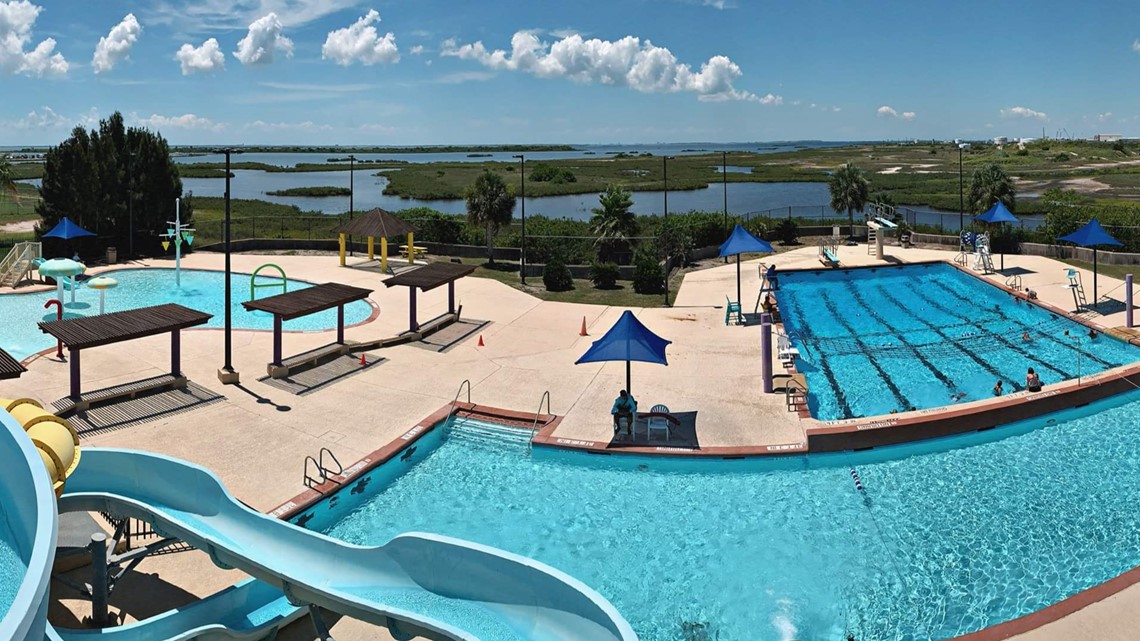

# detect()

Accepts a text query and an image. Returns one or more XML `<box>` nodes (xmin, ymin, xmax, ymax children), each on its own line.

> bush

<box><xmin>1052</xmin><ymin>152</ymin><xmax>1070</xmax><ymax>162</ymax></box>
<box><xmin>589</xmin><ymin>261</ymin><xmax>619</xmax><ymax>289</ymax></box>
<box><xmin>529</xmin><ymin>163</ymin><xmax>577</xmax><ymax>184</ymax></box>
<box><xmin>632</xmin><ymin>247</ymin><xmax>664</xmax><ymax>294</ymax></box>
<box><xmin>542</xmin><ymin>255</ymin><xmax>574</xmax><ymax>292</ymax></box>
<box><xmin>775</xmin><ymin>218</ymin><xmax>799</xmax><ymax>245</ymax></box>
<box><xmin>1015</xmin><ymin>148</ymin><xmax>1029</xmax><ymax>156</ymax></box>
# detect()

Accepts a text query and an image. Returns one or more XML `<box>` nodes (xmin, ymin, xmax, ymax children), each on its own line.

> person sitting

<box><xmin>611</xmin><ymin>389</ymin><xmax>637</xmax><ymax>436</ymax></box>
<box><xmin>1026</xmin><ymin>288</ymin><xmax>1038</xmax><ymax>300</ymax></box>
<box><xmin>1026</xmin><ymin>367</ymin><xmax>1041</xmax><ymax>392</ymax></box>
<box><xmin>762</xmin><ymin>292</ymin><xmax>780</xmax><ymax>321</ymax></box>
<box><xmin>992</xmin><ymin>380</ymin><xmax>1004</xmax><ymax>397</ymax></box>
<box><xmin>766</xmin><ymin>264</ymin><xmax>779</xmax><ymax>291</ymax></box>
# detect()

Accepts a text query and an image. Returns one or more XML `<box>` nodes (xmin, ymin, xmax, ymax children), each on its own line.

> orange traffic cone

<box><xmin>477</xmin><ymin>335</ymin><xmax>485</xmax><ymax>347</ymax></box>
<box><xmin>579</xmin><ymin>316</ymin><xmax>589</xmax><ymax>336</ymax></box>
<box><xmin>360</xmin><ymin>353</ymin><xmax>367</xmax><ymax>366</ymax></box>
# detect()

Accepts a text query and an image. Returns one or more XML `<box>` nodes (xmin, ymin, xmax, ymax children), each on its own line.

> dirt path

<box><xmin>0</xmin><ymin>220</ymin><xmax>36</xmax><ymax>233</ymax></box>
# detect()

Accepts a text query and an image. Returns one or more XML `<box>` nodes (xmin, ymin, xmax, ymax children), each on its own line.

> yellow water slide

<box><xmin>1</xmin><ymin>397</ymin><xmax>81</xmax><ymax>496</ymax></box>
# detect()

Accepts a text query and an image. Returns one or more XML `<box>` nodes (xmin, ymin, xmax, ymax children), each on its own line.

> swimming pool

<box><xmin>293</xmin><ymin>396</ymin><xmax>1140</xmax><ymax>641</ymax></box>
<box><xmin>774</xmin><ymin>263</ymin><xmax>1139</xmax><ymax>420</ymax></box>
<box><xmin>0</xmin><ymin>530</ymin><xmax>24</xmax><ymax>623</ymax></box>
<box><xmin>0</xmin><ymin>268</ymin><xmax>375</xmax><ymax>361</ymax></box>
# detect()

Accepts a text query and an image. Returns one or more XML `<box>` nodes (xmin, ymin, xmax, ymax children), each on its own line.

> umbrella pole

<box><xmin>736</xmin><ymin>254</ymin><xmax>741</xmax><ymax>307</ymax></box>
<box><xmin>626</xmin><ymin>360</ymin><xmax>631</xmax><ymax>395</ymax></box>
<box><xmin>1094</xmin><ymin>249</ymin><xmax>1098</xmax><ymax>308</ymax></box>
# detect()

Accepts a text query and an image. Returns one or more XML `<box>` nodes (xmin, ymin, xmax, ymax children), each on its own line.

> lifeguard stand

<box><xmin>973</xmin><ymin>234</ymin><xmax>994</xmax><ymax>274</ymax></box>
<box><xmin>1065</xmin><ymin>268</ymin><xmax>1088</xmax><ymax>312</ymax></box>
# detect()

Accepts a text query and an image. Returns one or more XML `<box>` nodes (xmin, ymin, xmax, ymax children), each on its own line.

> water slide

<box><xmin>56</xmin><ymin>448</ymin><xmax>638</xmax><ymax>641</ymax></box>
<box><xmin>0</xmin><ymin>399</ymin><xmax>81</xmax><ymax>497</ymax></box>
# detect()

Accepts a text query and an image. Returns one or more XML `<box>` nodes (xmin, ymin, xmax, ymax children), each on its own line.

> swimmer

<box><xmin>993</xmin><ymin>380</ymin><xmax>1004</xmax><ymax>397</ymax></box>
<box><xmin>1026</xmin><ymin>367</ymin><xmax>1041</xmax><ymax>392</ymax></box>
<box><xmin>950</xmin><ymin>391</ymin><xmax>966</xmax><ymax>402</ymax></box>
<box><xmin>1088</xmin><ymin>328</ymin><xmax>1099</xmax><ymax>339</ymax></box>
<box><xmin>1021</xmin><ymin>331</ymin><xmax>1031</xmax><ymax>341</ymax></box>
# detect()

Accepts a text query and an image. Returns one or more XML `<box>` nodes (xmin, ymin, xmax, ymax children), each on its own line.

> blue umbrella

<box><xmin>974</xmin><ymin>202</ymin><xmax>1020</xmax><ymax>270</ymax></box>
<box><xmin>1059</xmin><ymin>218</ymin><xmax>1122</xmax><ymax>305</ymax></box>
<box><xmin>576</xmin><ymin>310</ymin><xmax>671</xmax><ymax>393</ymax></box>
<box><xmin>719</xmin><ymin>224</ymin><xmax>775</xmax><ymax>308</ymax></box>
<box><xmin>42</xmin><ymin>217</ymin><xmax>95</xmax><ymax>240</ymax></box>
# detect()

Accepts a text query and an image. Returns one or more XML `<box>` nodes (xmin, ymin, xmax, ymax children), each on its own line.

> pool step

<box><xmin>448</xmin><ymin>417</ymin><xmax>533</xmax><ymax>449</ymax></box>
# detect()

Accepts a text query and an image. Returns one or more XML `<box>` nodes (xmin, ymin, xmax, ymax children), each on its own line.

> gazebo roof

<box><xmin>333</xmin><ymin>208</ymin><xmax>419</xmax><ymax>238</ymax></box>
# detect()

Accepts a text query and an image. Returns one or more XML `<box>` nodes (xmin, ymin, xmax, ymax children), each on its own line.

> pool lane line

<box><xmin>905</xmin><ymin>286</ymin><xmax>1074</xmax><ymax>381</ymax></box>
<box><xmin>872</xmin><ymin>285</ymin><xmax>1022</xmax><ymax>392</ymax></box>
<box><xmin>819</xmin><ymin>290</ymin><xmax>912</xmax><ymax>412</ymax></box>
<box><xmin>925</xmin><ymin>276</ymin><xmax>1116</xmax><ymax>369</ymax></box>
<box><xmin>780</xmin><ymin>292</ymin><xmax>855</xmax><ymax>419</ymax></box>
<box><xmin>843</xmin><ymin>284</ymin><xmax>958</xmax><ymax>394</ymax></box>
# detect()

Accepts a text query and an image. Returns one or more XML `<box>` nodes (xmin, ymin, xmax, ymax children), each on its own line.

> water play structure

<box><xmin>159</xmin><ymin>199</ymin><xmax>194</xmax><ymax>288</ymax></box>
<box><xmin>0</xmin><ymin>408</ymin><xmax>637</xmax><ymax>641</ymax></box>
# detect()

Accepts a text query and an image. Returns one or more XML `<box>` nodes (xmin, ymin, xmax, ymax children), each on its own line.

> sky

<box><xmin>1</xmin><ymin>0</ymin><xmax>1138</xmax><ymax>146</ymax></box>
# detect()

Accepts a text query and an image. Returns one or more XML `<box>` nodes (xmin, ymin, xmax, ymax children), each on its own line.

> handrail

<box><xmin>303</xmin><ymin>455</ymin><xmax>325</xmax><ymax>489</ymax></box>
<box><xmin>318</xmin><ymin>447</ymin><xmax>343</xmax><ymax>477</ymax></box>
<box><xmin>1005</xmin><ymin>274</ymin><xmax>1022</xmax><ymax>290</ymax></box>
<box><xmin>250</xmin><ymin>263</ymin><xmax>287</xmax><ymax>301</ymax></box>
<box><xmin>529</xmin><ymin>390</ymin><xmax>551</xmax><ymax>449</ymax></box>
<box><xmin>785</xmin><ymin>376</ymin><xmax>808</xmax><ymax>411</ymax></box>
<box><xmin>443</xmin><ymin>379</ymin><xmax>473</xmax><ymax>428</ymax></box>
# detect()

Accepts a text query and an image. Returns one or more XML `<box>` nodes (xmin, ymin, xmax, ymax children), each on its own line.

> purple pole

<box><xmin>1127</xmin><ymin>273</ymin><xmax>1134</xmax><ymax>328</ymax></box>
<box><xmin>761</xmin><ymin>312</ymin><xmax>773</xmax><ymax>393</ymax></box>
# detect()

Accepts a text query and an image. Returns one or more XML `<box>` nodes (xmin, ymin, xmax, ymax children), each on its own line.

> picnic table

<box><xmin>399</xmin><ymin>245</ymin><xmax>428</xmax><ymax>259</ymax></box>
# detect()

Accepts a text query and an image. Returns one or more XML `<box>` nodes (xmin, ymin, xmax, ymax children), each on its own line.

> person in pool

<box><xmin>950</xmin><ymin>391</ymin><xmax>967</xmax><ymax>402</ymax></box>
<box><xmin>993</xmin><ymin>380</ymin><xmax>1004</xmax><ymax>396</ymax></box>
<box><xmin>1026</xmin><ymin>368</ymin><xmax>1041</xmax><ymax>392</ymax></box>
<box><xmin>1021</xmin><ymin>330</ymin><xmax>1032</xmax><ymax>342</ymax></box>
<box><xmin>1088</xmin><ymin>328</ymin><xmax>1099</xmax><ymax>339</ymax></box>
<box><xmin>611</xmin><ymin>389</ymin><xmax>637</xmax><ymax>436</ymax></box>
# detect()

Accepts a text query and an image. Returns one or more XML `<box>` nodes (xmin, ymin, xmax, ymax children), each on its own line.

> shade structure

<box><xmin>42</xmin><ymin>217</ymin><xmax>95</xmax><ymax>240</ymax></box>
<box><xmin>718</xmin><ymin>224</ymin><xmax>775</xmax><ymax>310</ymax></box>
<box><xmin>38</xmin><ymin>258</ymin><xmax>86</xmax><ymax>306</ymax></box>
<box><xmin>1059</xmin><ymin>218</ymin><xmax>1122</xmax><ymax>306</ymax></box>
<box><xmin>575</xmin><ymin>310</ymin><xmax>671</xmax><ymax>393</ymax></box>
<box><xmin>333</xmin><ymin>208</ymin><xmax>419</xmax><ymax>238</ymax></box>
<box><xmin>974</xmin><ymin>201</ymin><xmax>1019</xmax><ymax>270</ymax></box>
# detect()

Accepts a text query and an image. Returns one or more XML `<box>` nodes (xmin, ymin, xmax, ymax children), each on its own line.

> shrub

<box><xmin>775</xmin><ymin>218</ymin><xmax>799</xmax><ymax>245</ymax></box>
<box><xmin>1052</xmin><ymin>152</ymin><xmax>1070</xmax><ymax>162</ymax></box>
<box><xmin>1015</xmin><ymin>148</ymin><xmax>1029</xmax><ymax>156</ymax></box>
<box><xmin>529</xmin><ymin>163</ymin><xmax>577</xmax><ymax>184</ymax></box>
<box><xmin>542</xmin><ymin>255</ymin><xmax>574</xmax><ymax>291</ymax></box>
<box><xmin>632</xmin><ymin>247</ymin><xmax>664</xmax><ymax>294</ymax></box>
<box><xmin>589</xmin><ymin>261</ymin><xmax>619</xmax><ymax>289</ymax></box>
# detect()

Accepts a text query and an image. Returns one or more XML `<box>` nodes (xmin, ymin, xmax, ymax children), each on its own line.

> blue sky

<box><xmin>1</xmin><ymin>0</ymin><xmax>1137</xmax><ymax>146</ymax></box>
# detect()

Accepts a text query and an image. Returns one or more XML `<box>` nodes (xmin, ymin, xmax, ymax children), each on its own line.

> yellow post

<box><xmin>407</xmin><ymin>231</ymin><xmax>415</xmax><ymax>265</ymax></box>
<box><xmin>381</xmin><ymin>237</ymin><xmax>388</xmax><ymax>272</ymax></box>
<box><xmin>339</xmin><ymin>233</ymin><xmax>346</xmax><ymax>267</ymax></box>
<box><xmin>368</xmin><ymin>236</ymin><xmax>374</xmax><ymax>260</ymax></box>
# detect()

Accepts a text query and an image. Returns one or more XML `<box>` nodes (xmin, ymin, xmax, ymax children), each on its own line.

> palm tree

<box><xmin>589</xmin><ymin>185</ymin><xmax>637</xmax><ymax>263</ymax></box>
<box><xmin>829</xmin><ymin>163</ymin><xmax>869</xmax><ymax>239</ymax></box>
<box><xmin>465</xmin><ymin>170</ymin><xmax>516</xmax><ymax>265</ymax></box>
<box><xmin>0</xmin><ymin>155</ymin><xmax>16</xmax><ymax>199</ymax></box>
<box><xmin>968</xmin><ymin>162</ymin><xmax>1016</xmax><ymax>213</ymax></box>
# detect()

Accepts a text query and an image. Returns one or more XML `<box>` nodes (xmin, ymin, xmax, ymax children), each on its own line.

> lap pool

<box><xmin>291</xmin><ymin>393</ymin><xmax>1140</xmax><ymax>641</ymax></box>
<box><xmin>0</xmin><ymin>268</ymin><xmax>375</xmax><ymax>361</ymax></box>
<box><xmin>775</xmin><ymin>262</ymin><xmax>1139</xmax><ymax>420</ymax></box>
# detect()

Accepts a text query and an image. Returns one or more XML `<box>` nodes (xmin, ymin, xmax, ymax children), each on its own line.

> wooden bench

<box><xmin>53</xmin><ymin>374</ymin><xmax>186</xmax><ymax>415</ymax></box>
<box><xmin>268</xmin><ymin>343</ymin><xmax>352</xmax><ymax>379</ymax></box>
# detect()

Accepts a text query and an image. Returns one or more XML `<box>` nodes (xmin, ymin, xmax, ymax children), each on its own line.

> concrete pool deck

<box><xmin>4</xmin><ymin>242</ymin><xmax>1140</xmax><ymax>640</ymax></box>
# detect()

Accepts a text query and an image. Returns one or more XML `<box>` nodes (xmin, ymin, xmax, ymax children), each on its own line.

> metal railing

<box><xmin>302</xmin><ymin>447</ymin><xmax>343</xmax><ymax>489</ymax></box>
<box><xmin>785</xmin><ymin>376</ymin><xmax>808</xmax><ymax>412</ymax></box>
<box><xmin>530</xmin><ymin>390</ymin><xmax>551</xmax><ymax>449</ymax></box>
<box><xmin>443</xmin><ymin>379</ymin><xmax>473</xmax><ymax>428</ymax></box>
<box><xmin>0</xmin><ymin>241</ymin><xmax>40</xmax><ymax>286</ymax></box>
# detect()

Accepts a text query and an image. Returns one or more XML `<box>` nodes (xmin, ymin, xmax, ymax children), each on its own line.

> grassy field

<box><xmin>456</xmin><ymin>257</ymin><xmax>689</xmax><ymax>308</ymax></box>
<box><xmin>0</xmin><ymin>185</ymin><xmax>41</xmax><ymax>224</ymax></box>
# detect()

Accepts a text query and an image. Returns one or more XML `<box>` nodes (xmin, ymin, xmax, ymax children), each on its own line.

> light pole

<box><xmin>663</xmin><ymin>155</ymin><xmax>674</xmax><ymax>307</ymax></box>
<box><xmin>512</xmin><ymin>154</ymin><xmax>527</xmax><ymax>285</ymax></box>
<box><xmin>348</xmin><ymin>154</ymin><xmax>355</xmax><ymax>257</ymax></box>
<box><xmin>127</xmin><ymin>149</ymin><xmax>135</xmax><ymax>260</ymax></box>
<box><xmin>722</xmin><ymin>150</ymin><xmax>729</xmax><ymax>264</ymax></box>
<box><xmin>958</xmin><ymin>143</ymin><xmax>966</xmax><ymax>233</ymax></box>
<box><xmin>215</xmin><ymin>147</ymin><xmax>242</xmax><ymax>385</ymax></box>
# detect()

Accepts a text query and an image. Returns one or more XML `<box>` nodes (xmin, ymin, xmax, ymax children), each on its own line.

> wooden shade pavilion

<box><xmin>333</xmin><ymin>208</ymin><xmax>420</xmax><ymax>271</ymax></box>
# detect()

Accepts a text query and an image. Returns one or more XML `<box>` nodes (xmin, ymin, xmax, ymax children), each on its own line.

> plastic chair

<box><xmin>725</xmin><ymin>296</ymin><xmax>742</xmax><ymax>325</ymax></box>
<box><xmin>647</xmin><ymin>404</ymin><xmax>671</xmax><ymax>441</ymax></box>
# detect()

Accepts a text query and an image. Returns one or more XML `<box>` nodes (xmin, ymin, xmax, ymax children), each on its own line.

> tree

<box><xmin>36</xmin><ymin>112</ymin><xmax>186</xmax><ymax>257</ymax></box>
<box><xmin>828</xmin><ymin>163</ymin><xmax>869</xmax><ymax>239</ymax></box>
<box><xmin>968</xmin><ymin>162</ymin><xmax>1016</xmax><ymax>214</ymax></box>
<box><xmin>0</xmin><ymin>155</ymin><xmax>16</xmax><ymax>198</ymax></box>
<box><xmin>465</xmin><ymin>170</ymin><xmax>516</xmax><ymax>264</ymax></box>
<box><xmin>589</xmin><ymin>185</ymin><xmax>637</xmax><ymax>263</ymax></box>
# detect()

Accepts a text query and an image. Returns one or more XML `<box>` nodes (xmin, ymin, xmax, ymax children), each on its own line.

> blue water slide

<box><xmin>58</xmin><ymin>449</ymin><xmax>638</xmax><ymax>641</ymax></box>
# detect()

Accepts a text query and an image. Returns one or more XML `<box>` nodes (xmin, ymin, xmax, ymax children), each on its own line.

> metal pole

<box><xmin>215</xmin><ymin>147</ymin><xmax>240</xmax><ymax>384</ymax></box>
<box><xmin>663</xmin><ymin>156</ymin><xmax>672</xmax><ymax>307</ymax></box>
<box><xmin>89</xmin><ymin>533</ymin><xmax>109</xmax><ymax>626</ymax></box>
<box><xmin>513</xmin><ymin>154</ymin><xmax>526</xmax><ymax>284</ymax></box>
<box><xmin>761</xmin><ymin>313</ymin><xmax>773</xmax><ymax>393</ymax></box>
<box><xmin>723</xmin><ymin>151</ymin><xmax>729</xmax><ymax>264</ymax></box>
<box><xmin>128</xmin><ymin>150</ymin><xmax>134</xmax><ymax>259</ymax></box>
<box><xmin>958</xmin><ymin>144</ymin><xmax>964</xmax><ymax>233</ymax></box>
<box><xmin>1127</xmin><ymin>273</ymin><xmax>1134</xmax><ymax>328</ymax></box>
<box><xmin>348</xmin><ymin>154</ymin><xmax>355</xmax><ymax>257</ymax></box>
<box><xmin>174</xmin><ymin>198</ymin><xmax>181</xmax><ymax>287</ymax></box>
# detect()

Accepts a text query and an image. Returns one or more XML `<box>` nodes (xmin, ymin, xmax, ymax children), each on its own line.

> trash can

<box><xmin>106</xmin><ymin>247</ymin><xmax>117</xmax><ymax>264</ymax></box>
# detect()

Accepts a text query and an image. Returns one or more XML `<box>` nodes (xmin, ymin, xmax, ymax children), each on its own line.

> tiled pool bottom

<box><xmin>291</xmin><ymin>397</ymin><xmax>1140</xmax><ymax>641</ymax></box>
<box><xmin>775</xmin><ymin>262</ymin><xmax>1139</xmax><ymax>420</ymax></box>
<box><xmin>0</xmin><ymin>526</ymin><xmax>26</xmax><ymax>622</ymax></box>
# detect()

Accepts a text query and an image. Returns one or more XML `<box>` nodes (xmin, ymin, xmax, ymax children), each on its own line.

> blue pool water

<box><xmin>302</xmin><ymin>399</ymin><xmax>1140</xmax><ymax>641</ymax></box>
<box><xmin>774</xmin><ymin>263</ymin><xmax>1139</xmax><ymax>420</ymax></box>
<box><xmin>0</xmin><ymin>268</ymin><xmax>374</xmax><ymax>361</ymax></box>
<box><xmin>0</xmin><ymin>531</ymin><xmax>24</xmax><ymax>622</ymax></box>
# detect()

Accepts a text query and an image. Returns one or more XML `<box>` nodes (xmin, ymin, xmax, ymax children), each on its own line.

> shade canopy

<box><xmin>42</xmin><ymin>217</ymin><xmax>95</xmax><ymax>240</ymax></box>
<box><xmin>37</xmin><ymin>258</ymin><xmax>85</xmax><ymax>278</ymax></box>
<box><xmin>719</xmin><ymin>224</ymin><xmax>775</xmax><ymax>257</ymax></box>
<box><xmin>576</xmin><ymin>310</ymin><xmax>670</xmax><ymax>392</ymax></box>
<box><xmin>333</xmin><ymin>208</ymin><xmax>419</xmax><ymax>238</ymax></box>
<box><xmin>1058</xmin><ymin>218</ymin><xmax>1121</xmax><ymax>248</ymax></box>
<box><xmin>974</xmin><ymin>201</ymin><xmax>1019</xmax><ymax>225</ymax></box>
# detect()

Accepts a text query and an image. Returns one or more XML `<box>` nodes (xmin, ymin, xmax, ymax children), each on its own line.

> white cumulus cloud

<box><xmin>877</xmin><ymin>105</ymin><xmax>915</xmax><ymax>120</ymax></box>
<box><xmin>441</xmin><ymin>31</ymin><xmax>756</xmax><ymax>102</ymax></box>
<box><xmin>409</xmin><ymin>44</ymin><xmax>424</xmax><ymax>55</ymax></box>
<box><xmin>233</xmin><ymin>12</ymin><xmax>293</xmax><ymax>65</ymax></box>
<box><xmin>322</xmin><ymin>10</ymin><xmax>398</xmax><ymax>66</ymax></box>
<box><xmin>176</xmin><ymin>38</ymin><xmax>224</xmax><ymax>74</ymax></box>
<box><xmin>1097</xmin><ymin>112</ymin><xmax>1113</xmax><ymax>123</ymax></box>
<box><xmin>0</xmin><ymin>0</ymin><xmax>68</xmax><ymax>76</ymax></box>
<box><xmin>1133</xmin><ymin>39</ymin><xmax>1140</xmax><ymax>54</ymax></box>
<box><xmin>1001</xmin><ymin>106</ymin><xmax>1047</xmax><ymax>120</ymax></box>
<box><xmin>757</xmin><ymin>93</ymin><xmax>782</xmax><ymax>106</ymax></box>
<box><xmin>137</xmin><ymin>113</ymin><xmax>223</xmax><ymax>131</ymax></box>
<box><xmin>92</xmin><ymin>13</ymin><xmax>141</xmax><ymax>74</ymax></box>
<box><xmin>5</xmin><ymin>106</ymin><xmax>68</xmax><ymax>129</ymax></box>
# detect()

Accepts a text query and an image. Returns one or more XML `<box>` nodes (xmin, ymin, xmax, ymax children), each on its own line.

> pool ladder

<box><xmin>529</xmin><ymin>390</ymin><xmax>551</xmax><ymax>450</ymax></box>
<box><xmin>1005</xmin><ymin>274</ymin><xmax>1022</xmax><ymax>291</ymax></box>
<box><xmin>443</xmin><ymin>379</ymin><xmax>473</xmax><ymax>428</ymax></box>
<box><xmin>303</xmin><ymin>447</ymin><xmax>343</xmax><ymax>490</ymax></box>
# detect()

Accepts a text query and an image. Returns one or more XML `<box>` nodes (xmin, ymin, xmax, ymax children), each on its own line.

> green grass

<box><xmin>456</xmin><ymin>257</ymin><xmax>687</xmax><ymax>308</ymax></box>
<box><xmin>0</xmin><ymin>185</ymin><xmax>41</xmax><ymax>223</ymax></box>
<box><xmin>265</xmin><ymin>186</ymin><xmax>351</xmax><ymax>197</ymax></box>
